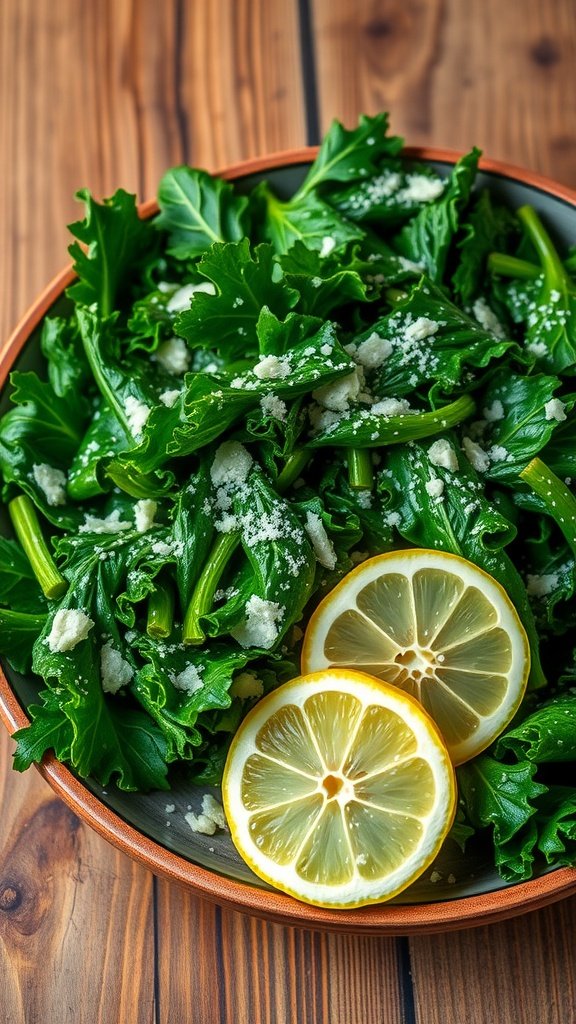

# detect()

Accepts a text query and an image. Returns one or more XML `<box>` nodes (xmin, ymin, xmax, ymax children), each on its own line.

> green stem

<box><xmin>487</xmin><ymin>253</ymin><xmax>541</xmax><ymax>280</ymax></box>
<box><xmin>517</xmin><ymin>205</ymin><xmax>566</xmax><ymax>289</ymax></box>
<box><xmin>309</xmin><ymin>394</ymin><xmax>476</xmax><ymax>449</ymax></box>
<box><xmin>520</xmin><ymin>458</ymin><xmax>576</xmax><ymax>557</ymax></box>
<box><xmin>182</xmin><ymin>449</ymin><xmax>313</xmax><ymax>646</ymax></box>
<box><xmin>182</xmin><ymin>532</ymin><xmax>240</xmax><ymax>645</ymax></box>
<box><xmin>147</xmin><ymin>580</ymin><xmax>174</xmax><ymax>639</ymax></box>
<box><xmin>8</xmin><ymin>495</ymin><xmax>68</xmax><ymax>600</ymax></box>
<box><xmin>276</xmin><ymin>449</ymin><xmax>311</xmax><ymax>494</ymax></box>
<box><xmin>348</xmin><ymin>448</ymin><xmax>373</xmax><ymax>490</ymax></box>
<box><xmin>0</xmin><ymin>608</ymin><xmax>47</xmax><ymax>635</ymax></box>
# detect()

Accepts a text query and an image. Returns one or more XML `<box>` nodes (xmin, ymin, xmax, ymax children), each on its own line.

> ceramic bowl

<box><xmin>1</xmin><ymin>147</ymin><xmax>576</xmax><ymax>934</ymax></box>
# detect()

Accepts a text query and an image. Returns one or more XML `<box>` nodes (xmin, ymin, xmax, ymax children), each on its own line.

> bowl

<box><xmin>2</xmin><ymin>146</ymin><xmax>576</xmax><ymax>935</ymax></box>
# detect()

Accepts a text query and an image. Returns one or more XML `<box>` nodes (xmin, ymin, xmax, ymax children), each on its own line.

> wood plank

<box><xmin>0</xmin><ymin>0</ymin><xmax>306</xmax><ymax>345</ymax></box>
<box><xmin>311</xmin><ymin>0</ymin><xmax>576</xmax><ymax>184</ymax></box>
<box><xmin>409</xmin><ymin>898</ymin><xmax>576</xmax><ymax>1023</ymax></box>
<box><xmin>0</xmin><ymin>729</ymin><xmax>156</xmax><ymax>1024</ymax></box>
<box><xmin>154</xmin><ymin>879</ymin><xmax>408</xmax><ymax>1024</ymax></box>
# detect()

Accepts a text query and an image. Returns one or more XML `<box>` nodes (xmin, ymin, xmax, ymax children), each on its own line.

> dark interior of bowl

<box><xmin>2</xmin><ymin>156</ymin><xmax>572</xmax><ymax>906</ymax></box>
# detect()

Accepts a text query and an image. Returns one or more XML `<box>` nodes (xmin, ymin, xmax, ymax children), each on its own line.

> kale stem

<box><xmin>8</xmin><ymin>495</ymin><xmax>68</xmax><ymax>600</ymax></box>
<box><xmin>147</xmin><ymin>580</ymin><xmax>174</xmax><ymax>639</ymax></box>
<box><xmin>182</xmin><ymin>532</ymin><xmax>240</xmax><ymax>645</ymax></box>
<box><xmin>348</xmin><ymin>448</ymin><xmax>373</xmax><ymax>490</ymax></box>
<box><xmin>517</xmin><ymin>206</ymin><xmax>566</xmax><ymax>288</ymax></box>
<box><xmin>276</xmin><ymin>449</ymin><xmax>311</xmax><ymax>494</ymax></box>
<box><xmin>520</xmin><ymin>458</ymin><xmax>576</xmax><ymax>557</ymax></box>
<box><xmin>487</xmin><ymin>253</ymin><xmax>541</xmax><ymax>280</ymax></box>
<box><xmin>182</xmin><ymin>450</ymin><xmax>312</xmax><ymax>646</ymax></box>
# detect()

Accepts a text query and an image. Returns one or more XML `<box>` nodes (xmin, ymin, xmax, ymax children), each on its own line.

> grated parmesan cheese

<box><xmin>304</xmin><ymin>511</ymin><xmax>337</xmax><ymax>569</ymax></box>
<box><xmin>210</xmin><ymin>441</ymin><xmax>253</xmax><ymax>487</ymax></box>
<box><xmin>472</xmin><ymin>297</ymin><xmax>506</xmax><ymax>339</ymax></box>
<box><xmin>154</xmin><ymin>336</ymin><xmax>191</xmax><ymax>374</ymax></box>
<box><xmin>462</xmin><ymin>437</ymin><xmax>490</xmax><ymax>473</ymax></box>
<box><xmin>47</xmin><ymin>609</ymin><xmax>95</xmax><ymax>652</ymax></box>
<box><xmin>185</xmin><ymin>793</ymin><xmax>227</xmax><ymax>835</ymax></box>
<box><xmin>253</xmin><ymin>354</ymin><xmax>291</xmax><ymax>380</ymax></box>
<box><xmin>483</xmin><ymin>399</ymin><xmax>505</xmax><ymax>422</ymax></box>
<box><xmin>260</xmin><ymin>394</ymin><xmax>287</xmax><ymax>422</ymax></box>
<box><xmin>124</xmin><ymin>395</ymin><xmax>151</xmax><ymax>438</ymax></box>
<box><xmin>396</xmin><ymin>174</ymin><xmax>445</xmax><ymax>203</ymax></box>
<box><xmin>32</xmin><ymin>463</ymin><xmax>67</xmax><ymax>506</ymax></box>
<box><xmin>354</xmin><ymin>332</ymin><xmax>393</xmax><ymax>370</ymax></box>
<box><xmin>229</xmin><ymin>671</ymin><xmax>264</xmax><ymax>699</ymax></box>
<box><xmin>79</xmin><ymin>509</ymin><xmax>132</xmax><ymax>534</ymax></box>
<box><xmin>100</xmin><ymin>641</ymin><xmax>133</xmax><ymax>694</ymax></box>
<box><xmin>404</xmin><ymin>317</ymin><xmax>439</xmax><ymax>343</ymax></box>
<box><xmin>134</xmin><ymin>499</ymin><xmax>157</xmax><ymax>533</ymax></box>
<box><xmin>526</xmin><ymin>573</ymin><xmax>559</xmax><ymax>597</ymax></box>
<box><xmin>172</xmin><ymin>664</ymin><xmax>204</xmax><ymax>695</ymax></box>
<box><xmin>231</xmin><ymin>595</ymin><xmax>284</xmax><ymax>650</ymax></box>
<box><xmin>427</xmin><ymin>439</ymin><xmax>459</xmax><ymax>472</ymax></box>
<box><xmin>166</xmin><ymin>281</ymin><xmax>216</xmax><ymax>313</ymax></box>
<box><xmin>320</xmin><ymin>236</ymin><xmax>336</xmax><ymax>257</ymax></box>
<box><xmin>371</xmin><ymin>397</ymin><xmax>412</xmax><ymax>417</ymax></box>
<box><xmin>159</xmin><ymin>388</ymin><xmax>181</xmax><ymax>408</ymax></box>
<box><xmin>313</xmin><ymin>369</ymin><xmax>363</xmax><ymax>412</ymax></box>
<box><xmin>425</xmin><ymin>478</ymin><xmax>445</xmax><ymax>498</ymax></box>
<box><xmin>544</xmin><ymin>398</ymin><xmax>567</xmax><ymax>422</ymax></box>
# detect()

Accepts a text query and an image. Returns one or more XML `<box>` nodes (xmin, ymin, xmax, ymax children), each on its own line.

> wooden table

<box><xmin>1</xmin><ymin>1</ymin><xmax>576</xmax><ymax>1020</ymax></box>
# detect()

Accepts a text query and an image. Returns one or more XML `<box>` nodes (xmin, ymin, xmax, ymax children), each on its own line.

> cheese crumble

<box><xmin>166</xmin><ymin>281</ymin><xmax>216</xmax><ymax>313</ymax></box>
<box><xmin>229</xmin><ymin>671</ymin><xmax>264</xmax><ymax>699</ymax></box>
<box><xmin>304</xmin><ymin>511</ymin><xmax>337</xmax><ymax>570</ymax></box>
<box><xmin>231</xmin><ymin>595</ymin><xmax>284</xmax><ymax>650</ymax></box>
<box><xmin>427</xmin><ymin>439</ymin><xmax>459</xmax><ymax>472</ymax></box>
<box><xmin>526</xmin><ymin>573</ymin><xmax>559</xmax><ymax>597</ymax></box>
<box><xmin>253</xmin><ymin>354</ymin><xmax>291</xmax><ymax>380</ymax></box>
<box><xmin>47</xmin><ymin>609</ymin><xmax>95</xmax><ymax>652</ymax></box>
<box><xmin>134</xmin><ymin>499</ymin><xmax>157</xmax><ymax>533</ymax></box>
<box><xmin>124</xmin><ymin>396</ymin><xmax>151</xmax><ymax>438</ymax></box>
<box><xmin>32</xmin><ymin>464</ymin><xmax>67</xmax><ymax>506</ymax></box>
<box><xmin>100</xmin><ymin>641</ymin><xmax>133</xmax><ymax>694</ymax></box>
<box><xmin>79</xmin><ymin>509</ymin><xmax>132</xmax><ymax>534</ymax></box>
<box><xmin>462</xmin><ymin>437</ymin><xmax>490</xmax><ymax>473</ymax></box>
<box><xmin>185</xmin><ymin>794</ymin><xmax>227</xmax><ymax>835</ymax></box>
<box><xmin>544</xmin><ymin>398</ymin><xmax>567</xmax><ymax>422</ymax></box>
<box><xmin>172</xmin><ymin>664</ymin><xmax>204</xmax><ymax>695</ymax></box>
<box><xmin>154</xmin><ymin>336</ymin><xmax>191</xmax><ymax>374</ymax></box>
<box><xmin>210</xmin><ymin>441</ymin><xmax>253</xmax><ymax>487</ymax></box>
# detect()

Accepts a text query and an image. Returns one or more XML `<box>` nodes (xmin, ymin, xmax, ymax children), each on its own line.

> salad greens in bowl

<box><xmin>1</xmin><ymin>112</ymin><xmax>576</xmax><ymax>932</ymax></box>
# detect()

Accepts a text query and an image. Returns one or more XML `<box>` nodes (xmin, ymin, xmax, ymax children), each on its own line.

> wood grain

<box><xmin>0</xmin><ymin>729</ymin><xmax>156</xmax><ymax>1024</ymax></box>
<box><xmin>2</xmin><ymin>0</ymin><xmax>576</xmax><ymax>1020</ymax></box>
<box><xmin>154</xmin><ymin>878</ymin><xmax>407</xmax><ymax>1024</ymax></box>
<box><xmin>311</xmin><ymin>0</ymin><xmax>576</xmax><ymax>185</ymax></box>
<box><xmin>409</xmin><ymin>897</ymin><xmax>576</xmax><ymax>1024</ymax></box>
<box><xmin>0</xmin><ymin>0</ymin><xmax>306</xmax><ymax>344</ymax></box>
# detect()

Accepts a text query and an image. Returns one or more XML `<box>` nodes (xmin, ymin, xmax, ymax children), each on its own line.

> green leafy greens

<box><xmin>1</xmin><ymin>113</ymin><xmax>576</xmax><ymax>887</ymax></box>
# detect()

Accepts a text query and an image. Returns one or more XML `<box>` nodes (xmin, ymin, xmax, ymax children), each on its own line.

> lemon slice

<box><xmin>222</xmin><ymin>669</ymin><xmax>456</xmax><ymax>908</ymax></box>
<box><xmin>302</xmin><ymin>549</ymin><xmax>530</xmax><ymax>765</ymax></box>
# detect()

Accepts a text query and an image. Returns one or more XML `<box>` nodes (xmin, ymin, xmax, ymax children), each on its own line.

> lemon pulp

<box><xmin>222</xmin><ymin>669</ymin><xmax>456</xmax><ymax>908</ymax></box>
<box><xmin>301</xmin><ymin>549</ymin><xmax>530</xmax><ymax>764</ymax></box>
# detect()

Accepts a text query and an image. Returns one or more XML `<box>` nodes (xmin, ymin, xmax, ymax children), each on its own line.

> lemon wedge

<box><xmin>302</xmin><ymin>549</ymin><xmax>530</xmax><ymax>765</ymax></box>
<box><xmin>222</xmin><ymin>669</ymin><xmax>456</xmax><ymax>908</ymax></box>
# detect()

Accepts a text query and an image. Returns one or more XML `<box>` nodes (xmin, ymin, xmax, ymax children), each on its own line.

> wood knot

<box><xmin>0</xmin><ymin>882</ymin><xmax>22</xmax><ymax>912</ymax></box>
<box><xmin>530</xmin><ymin>37</ymin><xmax>560</xmax><ymax>67</ymax></box>
<box><xmin>364</xmin><ymin>17</ymin><xmax>395</xmax><ymax>39</ymax></box>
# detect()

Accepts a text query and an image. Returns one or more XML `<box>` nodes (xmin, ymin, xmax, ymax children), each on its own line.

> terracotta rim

<box><xmin>1</xmin><ymin>146</ymin><xmax>576</xmax><ymax>935</ymax></box>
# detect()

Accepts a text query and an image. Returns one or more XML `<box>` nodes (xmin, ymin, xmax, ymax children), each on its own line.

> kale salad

<box><xmin>1</xmin><ymin>112</ymin><xmax>576</xmax><ymax>885</ymax></box>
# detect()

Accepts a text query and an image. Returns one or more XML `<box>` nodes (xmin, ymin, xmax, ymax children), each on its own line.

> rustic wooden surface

<box><xmin>1</xmin><ymin>1</ymin><xmax>576</xmax><ymax>1021</ymax></box>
